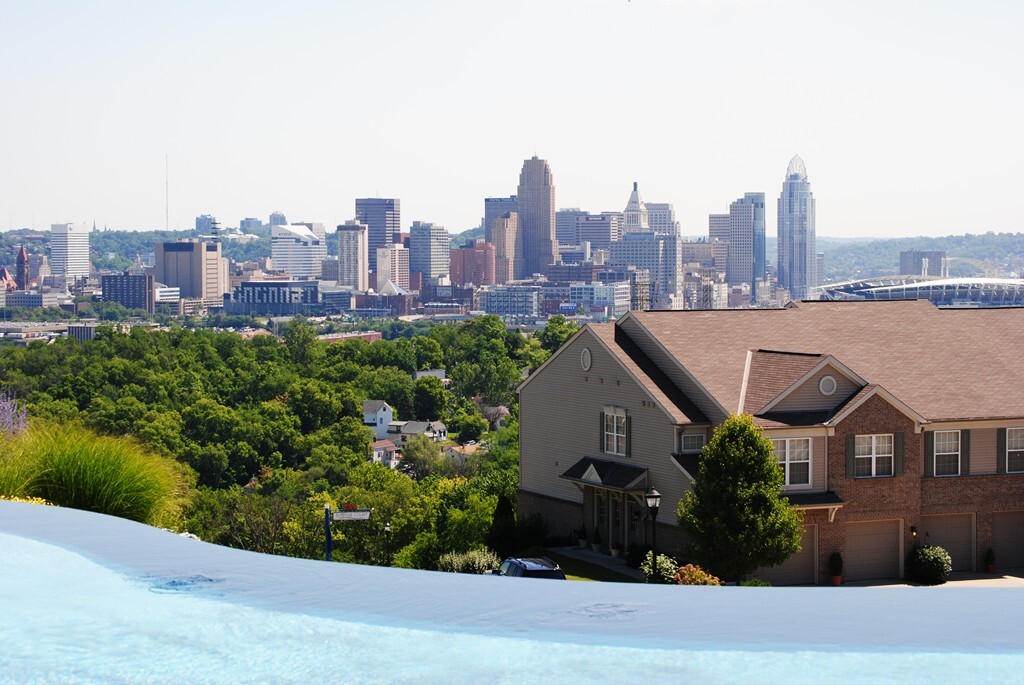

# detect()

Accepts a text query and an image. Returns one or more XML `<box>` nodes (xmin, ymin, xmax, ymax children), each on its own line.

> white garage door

<box><xmin>755</xmin><ymin>525</ymin><xmax>817</xmax><ymax>586</ymax></box>
<box><xmin>845</xmin><ymin>520</ymin><xmax>901</xmax><ymax>582</ymax></box>
<box><xmin>992</xmin><ymin>512</ymin><xmax>1024</xmax><ymax>570</ymax></box>
<box><xmin>921</xmin><ymin>514</ymin><xmax>974</xmax><ymax>572</ymax></box>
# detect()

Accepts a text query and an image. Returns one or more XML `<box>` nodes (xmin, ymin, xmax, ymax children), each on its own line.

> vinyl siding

<box><xmin>618</xmin><ymin>316</ymin><xmax>729</xmax><ymax>424</ymax></box>
<box><xmin>969</xmin><ymin>428</ymin><xmax>997</xmax><ymax>475</ymax></box>
<box><xmin>772</xmin><ymin>367</ymin><xmax>861</xmax><ymax>413</ymax></box>
<box><xmin>519</xmin><ymin>328</ymin><xmax>686</xmax><ymax>516</ymax></box>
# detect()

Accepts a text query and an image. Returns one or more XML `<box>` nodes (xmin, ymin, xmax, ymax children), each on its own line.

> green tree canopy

<box><xmin>675</xmin><ymin>414</ymin><xmax>804</xmax><ymax>581</ymax></box>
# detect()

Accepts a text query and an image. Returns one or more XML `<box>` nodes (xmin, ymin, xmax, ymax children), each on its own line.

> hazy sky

<box><xmin>2</xmin><ymin>0</ymin><xmax>1022</xmax><ymax>239</ymax></box>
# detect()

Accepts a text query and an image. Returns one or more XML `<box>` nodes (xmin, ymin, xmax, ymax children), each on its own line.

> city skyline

<box><xmin>1</xmin><ymin>1</ymin><xmax>1021</xmax><ymax>239</ymax></box>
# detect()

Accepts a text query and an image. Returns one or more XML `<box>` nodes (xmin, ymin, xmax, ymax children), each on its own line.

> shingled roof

<box><xmin>621</xmin><ymin>300</ymin><xmax>1024</xmax><ymax>422</ymax></box>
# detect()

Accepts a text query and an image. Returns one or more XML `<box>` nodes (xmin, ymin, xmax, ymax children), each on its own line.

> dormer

<box><xmin>740</xmin><ymin>350</ymin><xmax>866</xmax><ymax>422</ymax></box>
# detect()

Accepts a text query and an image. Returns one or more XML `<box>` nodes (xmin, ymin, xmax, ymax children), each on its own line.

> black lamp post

<box><xmin>645</xmin><ymin>489</ymin><xmax>662</xmax><ymax>553</ymax></box>
<box><xmin>384</xmin><ymin>522</ymin><xmax>392</xmax><ymax>567</ymax></box>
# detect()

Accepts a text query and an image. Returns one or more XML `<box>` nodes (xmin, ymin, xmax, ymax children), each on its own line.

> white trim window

<box><xmin>604</xmin><ymin>407</ymin><xmax>627</xmax><ymax>456</ymax></box>
<box><xmin>934</xmin><ymin>430</ymin><xmax>961</xmax><ymax>477</ymax></box>
<box><xmin>680</xmin><ymin>433</ymin><xmax>706</xmax><ymax>454</ymax></box>
<box><xmin>1008</xmin><ymin>428</ymin><xmax>1024</xmax><ymax>473</ymax></box>
<box><xmin>772</xmin><ymin>438</ymin><xmax>811</xmax><ymax>488</ymax></box>
<box><xmin>855</xmin><ymin>434</ymin><xmax>894</xmax><ymax>478</ymax></box>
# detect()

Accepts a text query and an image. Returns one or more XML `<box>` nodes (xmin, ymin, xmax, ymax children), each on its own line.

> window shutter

<box><xmin>624</xmin><ymin>416</ymin><xmax>632</xmax><ymax>458</ymax></box>
<box><xmin>960</xmin><ymin>430</ymin><xmax>970</xmax><ymax>476</ymax></box>
<box><xmin>845</xmin><ymin>434</ymin><xmax>856</xmax><ymax>477</ymax></box>
<box><xmin>997</xmin><ymin>428</ymin><xmax>1007</xmax><ymax>474</ymax></box>
<box><xmin>924</xmin><ymin>432</ymin><xmax>934</xmax><ymax>477</ymax></box>
<box><xmin>894</xmin><ymin>432</ymin><xmax>905</xmax><ymax>475</ymax></box>
<box><xmin>599</xmin><ymin>412</ymin><xmax>605</xmax><ymax>452</ymax></box>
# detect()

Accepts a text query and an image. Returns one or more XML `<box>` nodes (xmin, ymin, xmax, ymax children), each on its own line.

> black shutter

<box><xmin>599</xmin><ymin>412</ymin><xmax>605</xmax><ymax>452</ymax></box>
<box><xmin>960</xmin><ymin>430</ymin><xmax>970</xmax><ymax>476</ymax></box>
<box><xmin>997</xmin><ymin>428</ymin><xmax>1007</xmax><ymax>474</ymax></box>
<box><xmin>845</xmin><ymin>434</ymin><xmax>856</xmax><ymax>477</ymax></box>
<box><xmin>894</xmin><ymin>432</ymin><xmax>904</xmax><ymax>475</ymax></box>
<box><xmin>924</xmin><ymin>432</ymin><xmax>934</xmax><ymax>477</ymax></box>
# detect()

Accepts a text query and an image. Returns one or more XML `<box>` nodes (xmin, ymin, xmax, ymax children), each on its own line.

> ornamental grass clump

<box><xmin>0</xmin><ymin>393</ymin><xmax>34</xmax><ymax>498</ymax></box>
<box><xmin>20</xmin><ymin>424</ymin><xmax>182</xmax><ymax>527</ymax></box>
<box><xmin>436</xmin><ymin>549</ymin><xmax>501</xmax><ymax>574</ymax></box>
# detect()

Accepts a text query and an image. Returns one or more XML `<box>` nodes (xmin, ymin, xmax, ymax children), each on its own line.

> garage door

<box><xmin>921</xmin><ymin>514</ymin><xmax>974</xmax><ymax>572</ymax></box>
<box><xmin>845</xmin><ymin>520</ymin><xmax>901</xmax><ymax>582</ymax></box>
<box><xmin>755</xmin><ymin>525</ymin><xmax>817</xmax><ymax>586</ymax></box>
<box><xmin>992</xmin><ymin>512</ymin><xmax>1024</xmax><ymax>570</ymax></box>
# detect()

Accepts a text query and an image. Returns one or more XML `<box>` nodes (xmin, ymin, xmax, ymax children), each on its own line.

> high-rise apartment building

<box><xmin>49</xmin><ymin>223</ymin><xmax>90</xmax><ymax>283</ymax></box>
<box><xmin>196</xmin><ymin>214</ymin><xmax>217</xmax><ymax>233</ymax></box>
<box><xmin>900</xmin><ymin>250</ymin><xmax>949</xmax><ymax>278</ymax></box>
<box><xmin>515</xmin><ymin>157</ymin><xmax>558</xmax><ymax>278</ymax></box>
<box><xmin>622</xmin><ymin>182</ymin><xmax>650</xmax><ymax>232</ymax></box>
<box><xmin>271</xmin><ymin>224</ymin><xmax>327</xmax><ymax>278</ymax></box>
<box><xmin>710</xmin><ymin>193</ymin><xmax>766</xmax><ymax>300</ymax></box>
<box><xmin>409</xmin><ymin>221</ymin><xmax>450</xmax><ymax>286</ymax></box>
<box><xmin>376</xmin><ymin>244</ymin><xmax>410</xmax><ymax>291</ymax></box>
<box><xmin>336</xmin><ymin>220</ymin><xmax>369</xmax><ymax>290</ymax></box>
<box><xmin>777</xmin><ymin>155</ymin><xmax>817</xmax><ymax>300</ymax></box>
<box><xmin>356</xmin><ymin>198</ymin><xmax>401</xmax><ymax>273</ymax></box>
<box><xmin>155</xmin><ymin>239</ymin><xmax>227</xmax><ymax>300</ymax></box>
<box><xmin>101</xmin><ymin>273</ymin><xmax>156</xmax><ymax>313</ymax></box>
<box><xmin>269</xmin><ymin>211</ymin><xmax>288</xmax><ymax>227</ymax></box>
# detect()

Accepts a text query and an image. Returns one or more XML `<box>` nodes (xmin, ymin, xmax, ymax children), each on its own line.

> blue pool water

<box><xmin>2</xmin><ymin>503</ymin><xmax>1023</xmax><ymax>684</ymax></box>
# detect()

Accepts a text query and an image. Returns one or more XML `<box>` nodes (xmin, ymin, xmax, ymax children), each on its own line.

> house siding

<box><xmin>969</xmin><ymin>428</ymin><xmax>997</xmax><ymax>475</ymax></box>
<box><xmin>519</xmin><ymin>328</ymin><xmax>684</xmax><ymax>530</ymax></box>
<box><xmin>772</xmin><ymin>366</ymin><xmax>861</xmax><ymax>413</ymax></box>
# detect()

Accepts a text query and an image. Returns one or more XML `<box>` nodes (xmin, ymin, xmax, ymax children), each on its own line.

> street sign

<box><xmin>333</xmin><ymin>508</ymin><xmax>372</xmax><ymax>521</ymax></box>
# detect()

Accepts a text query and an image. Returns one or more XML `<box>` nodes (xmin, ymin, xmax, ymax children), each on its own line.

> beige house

<box><xmin>518</xmin><ymin>300</ymin><xmax>1024</xmax><ymax>584</ymax></box>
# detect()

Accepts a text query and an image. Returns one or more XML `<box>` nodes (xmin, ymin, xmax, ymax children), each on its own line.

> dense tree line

<box><xmin>0</xmin><ymin>315</ymin><xmax>578</xmax><ymax>569</ymax></box>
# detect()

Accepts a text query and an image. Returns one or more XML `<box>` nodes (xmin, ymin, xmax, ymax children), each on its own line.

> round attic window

<box><xmin>580</xmin><ymin>348</ymin><xmax>592</xmax><ymax>371</ymax></box>
<box><xmin>819</xmin><ymin>375</ymin><xmax>838</xmax><ymax>396</ymax></box>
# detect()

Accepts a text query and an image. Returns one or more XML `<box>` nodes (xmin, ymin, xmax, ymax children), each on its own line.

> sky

<box><xmin>2</xmin><ymin>0</ymin><xmax>1022</xmax><ymax>240</ymax></box>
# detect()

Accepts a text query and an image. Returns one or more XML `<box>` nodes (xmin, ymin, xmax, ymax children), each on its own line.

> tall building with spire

<box><xmin>16</xmin><ymin>246</ymin><xmax>29</xmax><ymax>290</ymax></box>
<box><xmin>622</xmin><ymin>182</ymin><xmax>650</xmax><ymax>232</ymax></box>
<box><xmin>515</xmin><ymin>157</ymin><xmax>557</xmax><ymax>278</ymax></box>
<box><xmin>777</xmin><ymin>155</ymin><xmax>816</xmax><ymax>300</ymax></box>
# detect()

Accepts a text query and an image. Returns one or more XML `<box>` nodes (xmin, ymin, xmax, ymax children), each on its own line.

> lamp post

<box><xmin>645</xmin><ymin>489</ymin><xmax>662</xmax><ymax>553</ymax></box>
<box><xmin>384</xmin><ymin>522</ymin><xmax>392</xmax><ymax>567</ymax></box>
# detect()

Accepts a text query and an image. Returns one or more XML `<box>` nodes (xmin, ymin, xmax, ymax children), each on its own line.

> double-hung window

<box><xmin>854</xmin><ymin>434</ymin><xmax>894</xmax><ymax>478</ymax></box>
<box><xmin>772</xmin><ymin>438</ymin><xmax>811</xmax><ymax>488</ymax></box>
<box><xmin>933</xmin><ymin>430</ymin><xmax>960</xmax><ymax>476</ymax></box>
<box><xmin>1007</xmin><ymin>428</ymin><xmax>1024</xmax><ymax>473</ymax></box>
<box><xmin>680</xmin><ymin>433</ymin><xmax>705</xmax><ymax>454</ymax></box>
<box><xmin>603</xmin><ymin>407</ymin><xmax>627</xmax><ymax>456</ymax></box>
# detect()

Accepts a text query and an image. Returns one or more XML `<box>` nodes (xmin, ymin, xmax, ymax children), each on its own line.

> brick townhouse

<box><xmin>517</xmin><ymin>300</ymin><xmax>1024</xmax><ymax>584</ymax></box>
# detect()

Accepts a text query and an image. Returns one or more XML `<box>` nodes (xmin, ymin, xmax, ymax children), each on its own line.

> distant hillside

<box><xmin>450</xmin><ymin>225</ymin><xmax>484</xmax><ymax>247</ymax></box>
<box><xmin>820</xmin><ymin>232</ymin><xmax>1024</xmax><ymax>281</ymax></box>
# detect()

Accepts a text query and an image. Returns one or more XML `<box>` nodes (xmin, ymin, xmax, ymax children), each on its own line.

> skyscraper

<box><xmin>646</xmin><ymin>202</ymin><xmax>679</xmax><ymax>236</ymax></box>
<box><xmin>777</xmin><ymin>155</ymin><xmax>816</xmax><ymax>300</ymax></box>
<box><xmin>409</xmin><ymin>221</ymin><xmax>450</xmax><ymax>286</ymax></box>
<box><xmin>376</xmin><ymin>243</ymin><xmax>410</xmax><ymax>291</ymax></box>
<box><xmin>710</xmin><ymin>192</ymin><xmax>765</xmax><ymax>300</ymax></box>
<box><xmin>271</xmin><ymin>225</ymin><xmax>327</xmax><ymax>278</ymax></box>
<box><xmin>622</xmin><ymin>182</ymin><xmax>650</xmax><ymax>232</ymax></box>
<box><xmin>50</xmin><ymin>223</ymin><xmax>90</xmax><ymax>283</ymax></box>
<box><xmin>15</xmin><ymin>246</ymin><xmax>29</xmax><ymax>290</ymax></box>
<box><xmin>515</xmin><ymin>157</ymin><xmax>558</xmax><ymax>278</ymax></box>
<box><xmin>491</xmin><ymin>212</ymin><xmax>518</xmax><ymax>284</ymax></box>
<box><xmin>356</xmin><ymin>198</ymin><xmax>401</xmax><ymax>273</ymax></box>
<box><xmin>484</xmin><ymin>196</ymin><xmax>517</xmax><ymax>245</ymax></box>
<box><xmin>155</xmin><ymin>239</ymin><xmax>227</xmax><ymax>300</ymax></box>
<box><xmin>336</xmin><ymin>220</ymin><xmax>368</xmax><ymax>290</ymax></box>
<box><xmin>269</xmin><ymin>211</ymin><xmax>288</xmax><ymax>227</ymax></box>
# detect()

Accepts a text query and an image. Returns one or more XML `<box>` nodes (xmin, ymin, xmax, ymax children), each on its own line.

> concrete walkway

<box><xmin>549</xmin><ymin>545</ymin><xmax>644</xmax><ymax>581</ymax></box>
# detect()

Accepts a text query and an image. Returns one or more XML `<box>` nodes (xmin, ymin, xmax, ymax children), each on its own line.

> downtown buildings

<box><xmin>777</xmin><ymin>155</ymin><xmax>817</xmax><ymax>300</ymax></box>
<box><xmin>50</xmin><ymin>223</ymin><xmax>90</xmax><ymax>285</ymax></box>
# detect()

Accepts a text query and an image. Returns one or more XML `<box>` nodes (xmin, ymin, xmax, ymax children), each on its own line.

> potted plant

<box><xmin>984</xmin><ymin>547</ymin><xmax>996</xmax><ymax>574</ymax></box>
<box><xmin>828</xmin><ymin>551</ymin><xmax>843</xmax><ymax>586</ymax></box>
<box><xmin>577</xmin><ymin>526</ymin><xmax>589</xmax><ymax>549</ymax></box>
<box><xmin>610</xmin><ymin>541</ymin><xmax>622</xmax><ymax>558</ymax></box>
<box><xmin>590</xmin><ymin>526</ymin><xmax>602</xmax><ymax>552</ymax></box>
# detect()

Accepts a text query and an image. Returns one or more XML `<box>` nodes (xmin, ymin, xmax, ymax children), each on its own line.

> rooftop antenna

<box><xmin>165</xmin><ymin>154</ymin><xmax>169</xmax><ymax>232</ymax></box>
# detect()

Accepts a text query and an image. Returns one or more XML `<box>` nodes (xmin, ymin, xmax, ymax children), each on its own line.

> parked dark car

<box><xmin>496</xmin><ymin>557</ymin><xmax>566</xmax><ymax>580</ymax></box>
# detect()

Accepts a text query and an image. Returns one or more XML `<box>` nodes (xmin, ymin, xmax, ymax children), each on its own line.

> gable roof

<box><xmin>740</xmin><ymin>350</ymin><xmax>825</xmax><ymax>414</ymax></box>
<box><xmin>362</xmin><ymin>400</ymin><xmax>389</xmax><ymax>414</ymax></box>
<box><xmin>625</xmin><ymin>301</ymin><xmax>1024</xmax><ymax>422</ymax></box>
